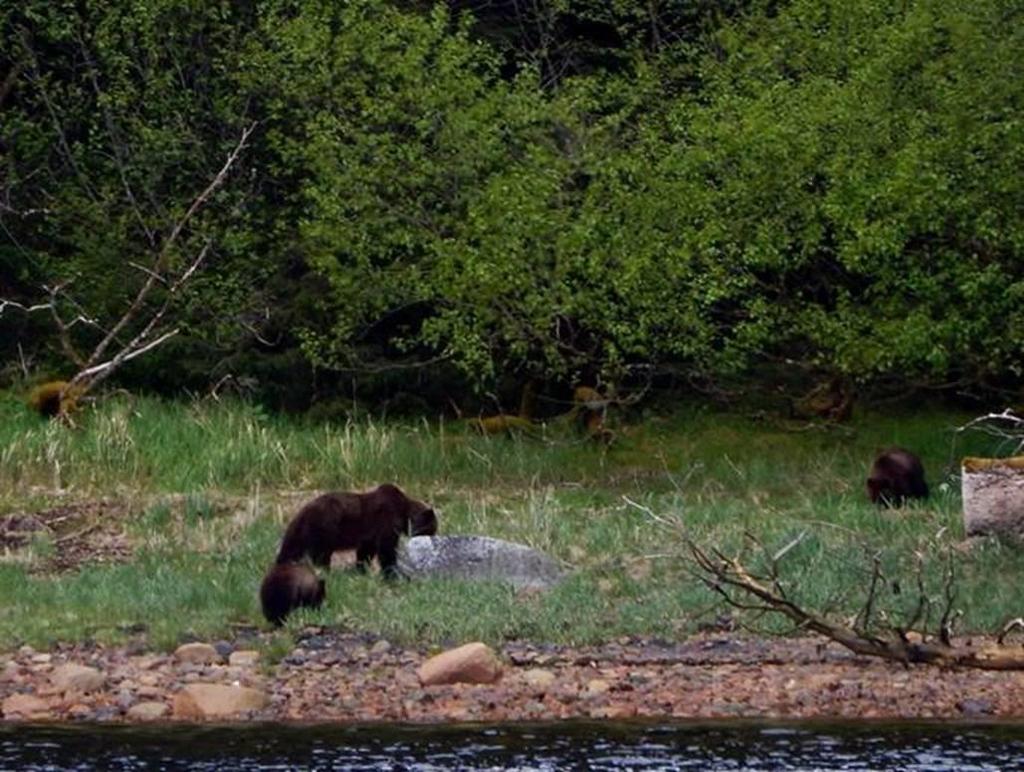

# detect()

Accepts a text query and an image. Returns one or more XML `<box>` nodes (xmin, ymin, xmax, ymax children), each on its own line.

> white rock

<box><xmin>962</xmin><ymin>456</ymin><xmax>1024</xmax><ymax>537</ymax></box>
<box><xmin>399</xmin><ymin>535</ymin><xmax>566</xmax><ymax>590</ymax></box>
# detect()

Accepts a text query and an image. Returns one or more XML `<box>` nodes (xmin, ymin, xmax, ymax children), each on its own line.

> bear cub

<box><xmin>866</xmin><ymin>447</ymin><xmax>929</xmax><ymax>507</ymax></box>
<box><xmin>260</xmin><ymin>563</ymin><xmax>325</xmax><ymax>626</ymax></box>
<box><xmin>275</xmin><ymin>483</ymin><xmax>437</xmax><ymax>578</ymax></box>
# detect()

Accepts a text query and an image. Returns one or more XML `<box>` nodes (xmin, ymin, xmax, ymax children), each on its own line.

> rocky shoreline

<box><xmin>2</xmin><ymin>632</ymin><xmax>1023</xmax><ymax>723</ymax></box>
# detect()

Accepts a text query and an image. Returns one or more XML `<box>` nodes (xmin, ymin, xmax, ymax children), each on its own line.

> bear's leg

<box><xmin>311</xmin><ymin>548</ymin><xmax>333</xmax><ymax>568</ymax></box>
<box><xmin>355</xmin><ymin>543</ymin><xmax>375</xmax><ymax>573</ymax></box>
<box><xmin>377</xmin><ymin>537</ymin><xmax>402</xmax><ymax>581</ymax></box>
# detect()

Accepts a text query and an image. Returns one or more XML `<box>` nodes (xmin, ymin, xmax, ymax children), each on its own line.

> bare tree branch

<box><xmin>955</xmin><ymin>409</ymin><xmax>1024</xmax><ymax>454</ymax></box>
<box><xmin>626</xmin><ymin>501</ymin><xmax>1024</xmax><ymax>671</ymax></box>
<box><xmin>83</xmin><ymin>123</ymin><xmax>256</xmax><ymax>372</ymax></box>
<box><xmin>72</xmin><ymin>328</ymin><xmax>180</xmax><ymax>382</ymax></box>
<box><xmin>3</xmin><ymin>123</ymin><xmax>256</xmax><ymax>416</ymax></box>
<box><xmin>688</xmin><ymin>538</ymin><xmax>1024</xmax><ymax>670</ymax></box>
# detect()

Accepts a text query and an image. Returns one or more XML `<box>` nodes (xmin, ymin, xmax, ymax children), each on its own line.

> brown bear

<box><xmin>275</xmin><ymin>483</ymin><xmax>437</xmax><ymax>578</ymax></box>
<box><xmin>259</xmin><ymin>562</ymin><xmax>325</xmax><ymax>626</ymax></box>
<box><xmin>866</xmin><ymin>447</ymin><xmax>929</xmax><ymax>507</ymax></box>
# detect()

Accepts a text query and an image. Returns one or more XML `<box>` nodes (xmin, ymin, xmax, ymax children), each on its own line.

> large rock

<box><xmin>417</xmin><ymin>642</ymin><xmax>503</xmax><ymax>686</ymax></box>
<box><xmin>51</xmin><ymin>664</ymin><xmax>106</xmax><ymax>694</ymax></box>
<box><xmin>172</xmin><ymin>683</ymin><xmax>269</xmax><ymax>718</ymax></box>
<box><xmin>399</xmin><ymin>535</ymin><xmax>566</xmax><ymax>590</ymax></box>
<box><xmin>962</xmin><ymin>456</ymin><xmax>1024</xmax><ymax>537</ymax></box>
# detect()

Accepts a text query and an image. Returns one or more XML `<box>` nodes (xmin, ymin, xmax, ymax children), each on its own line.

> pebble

<box><xmin>957</xmin><ymin>698</ymin><xmax>994</xmax><ymax>716</ymax></box>
<box><xmin>174</xmin><ymin>643</ymin><xmax>221</xmax><ymax>665</ymax></box>
<box><xmin>67</xmin><ymin>703</ymin><xmax>93</xmax><ymax>720</ymax></box>
<box><xmin>586</xmin><ymin>678</ymin><xmax>611</xmax><ymax>695</ymax></box>
<box><xmin>51</xmin><ymin>664</ymin><xmax>106</xmax><ymax>694</ymax></box>
<box><xmin>2</xmin><ymin>693</ymin><xmax>49</xmax><ymax>718</ymax></box>
<box><xmin>128</xmin><ymin>701</ymin><xmax>169</xmax><ymax>720</ymax></box>
<box><xmin>229</xmin><ymin>650</ymin><xmax>260</xmax><ymax>668</ymax></box>
<box><xmin>523</xmin><ymin>668</ymin><xmax>557</xmax><ymax>689</ymax></box>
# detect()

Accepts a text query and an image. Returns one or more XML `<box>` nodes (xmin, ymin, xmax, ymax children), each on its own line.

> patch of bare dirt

<box><xmin>1</xmin><ymin>499</ymin><xmax>135</xmax><ymax>574</ymax></box>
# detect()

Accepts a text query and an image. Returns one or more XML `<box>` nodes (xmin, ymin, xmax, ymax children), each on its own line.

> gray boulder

<box><xmin>398</xmin><ymin>535</ymin><xmax>566</xmax><ymax>590</ymax></box>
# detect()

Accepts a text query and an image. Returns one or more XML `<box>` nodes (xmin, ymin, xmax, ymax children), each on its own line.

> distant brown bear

<box><xmin>275</xmin><ymin>483</ymin><xmax>437</xmax><ymax>578</ymax></box>
<box><xmin>866</xmin><ymin>448</ymin><xmax>929</xmax><ymax>507</ymax></box>
<box><xmin>259</xmin><ymin>562</ymin><xmax>325</xmax><ymax>626</ymax></box>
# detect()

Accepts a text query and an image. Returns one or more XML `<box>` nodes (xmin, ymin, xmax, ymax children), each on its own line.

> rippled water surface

<box><xmin>3</xmin><ymin>721</ymin><xmax>1024</xmax><ymax>770</ymax></box>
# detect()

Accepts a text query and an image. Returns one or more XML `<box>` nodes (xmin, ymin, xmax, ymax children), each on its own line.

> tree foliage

<box><xmin>2</xmin><ymin>0</ymin><xmax>1022</xmax><ymax>404</ymax></box>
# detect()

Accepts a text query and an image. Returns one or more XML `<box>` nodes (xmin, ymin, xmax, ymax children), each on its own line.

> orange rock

<box><xmin>417</xmin><ymin>643</ymin><xmax>503</xmax><ymax>686</ymax></box>
<box><xmin>2</xmin><ymin>693</ymin><xmax>50</xmax><ymax>719</ymax></box>
<box><xmin>172</xmin><ymin>683</ymin><xmax>269</xmax><ymax>718</ymax></box>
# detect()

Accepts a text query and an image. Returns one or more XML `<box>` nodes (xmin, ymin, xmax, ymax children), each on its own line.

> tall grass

<box><xmin>0</xmin><ymin>390</ymin><xmax>1017</xmax><ymax>651</ymax></box>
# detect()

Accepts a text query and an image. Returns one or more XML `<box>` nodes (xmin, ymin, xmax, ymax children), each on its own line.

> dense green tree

<box><xmin>0</xmin><ymin>0</ymin><xmax>269</xmax><ymax>387</ymax></box>
<box><xmin>3</xmin><ymin>0</ymin><xmax>1021</xmax><ymax>405</ymax></box>
<box><xmin>661</xmin><ymin>0</ymin><xmax>1024</xmax><ymax>385</ymax></box>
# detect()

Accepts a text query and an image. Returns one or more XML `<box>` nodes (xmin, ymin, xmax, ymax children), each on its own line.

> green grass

<box><xmin>0</xmin><ymin>390</ymin><xmax>1018</xmax><ymax>652</ymax></box>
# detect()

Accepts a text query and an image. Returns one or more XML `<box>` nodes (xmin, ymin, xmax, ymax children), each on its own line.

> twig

<box><xmin>622</xmin><ymin>495</ymin><xmax>681</xmax><ymax>530</ymax></box>
<box><xmin>997</xmin><ymin>618</ymin><xmax>1024</xmax><ymax>645</ymax></box>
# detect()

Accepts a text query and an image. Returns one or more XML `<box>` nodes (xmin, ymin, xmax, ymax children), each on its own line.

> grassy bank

<box><xmin>0</xmin><ymin>391</ymin><xmax>1018</xmax><ymax>652</ymax></box>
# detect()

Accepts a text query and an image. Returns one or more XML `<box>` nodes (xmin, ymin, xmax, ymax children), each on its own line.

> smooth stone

<box><xmin>174</xmin><ymin>643</ymin><xmax>221</xmax><ymax>665</ymax></box>
<box><xmin>228</xmin><ymin>650</ymin><xmax>260</xmax><ymax>667</ymax></box>
<box><xmin>523</xmin><ymin>668</ymin><xmax>557</xmax><ymax>689</ymax></box>
<box><xmin>586</xmin><ymin>678</ymin><xmax>611</xmax><ymax>695</ymax></box>
<box><xmin>172</xmin><ymin>683</ymin><xmax>269</xmax><ymax>718</ymax></box>
<box><xmin>417</xmin><ymin>642</ymin><xmax>503</xmax><ymax>686</ymax></box>
<box><xmin>51</xmin><ymin>664</ymin><xmax>106</xmax><ymax>694</ymax></box>
<box><xmin>127</xmin><ymin>701</ymin><xmax>169</xmax><ymax>720</ymax></box>
<box><xmin>2</xmin><ymin>693</ymin><xmax>49</xmax><ymax>718</ymax></box>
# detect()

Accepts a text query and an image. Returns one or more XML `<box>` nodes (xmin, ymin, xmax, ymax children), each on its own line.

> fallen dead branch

<box><xmin>688</xmin><ymin>535</ymin><xmax>1024</xmax><ymax>670</ymax></box>
<box><xmin>625</xmin><ymin>500</ymin><xmax>1024</xmax><ymax>670</ymax></box>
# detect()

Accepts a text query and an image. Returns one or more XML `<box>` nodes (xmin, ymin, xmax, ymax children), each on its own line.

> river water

<box><xmin>3</xmin><ymin>720</ymin><xmax>1023</xmax><ymax>770</ymax></box>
